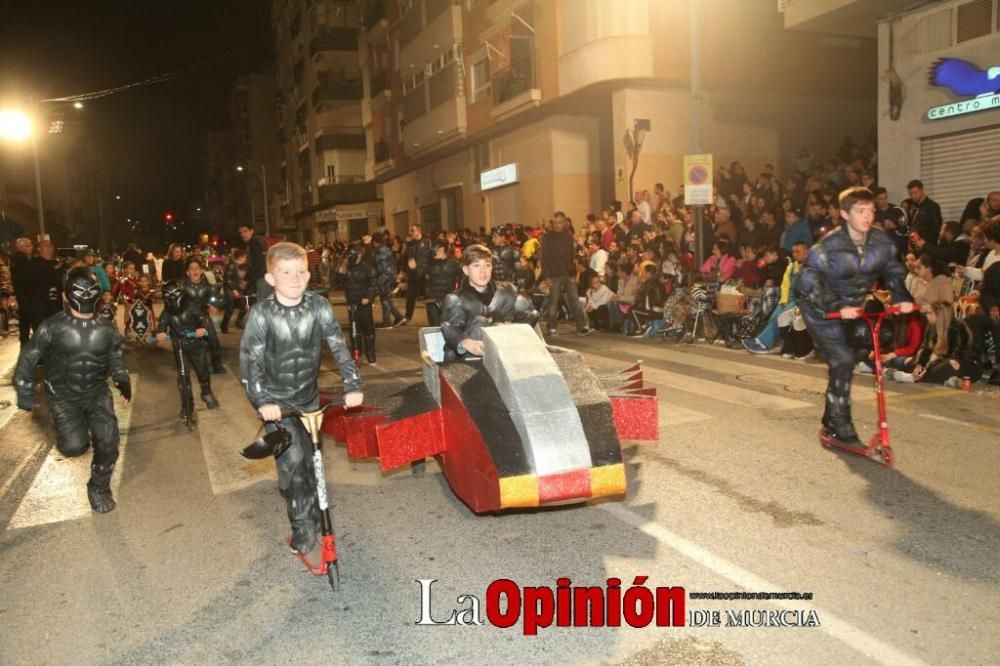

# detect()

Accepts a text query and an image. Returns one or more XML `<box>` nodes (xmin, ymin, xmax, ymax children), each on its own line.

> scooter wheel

<box><xmin>327</xmin><ymin>562</ymin><xmax>341</xmax><ymax>592</ymax></box>
<box><xmin>879</xmin><ymin>447</ymin><xmax>895</xmax><ymax>467</ymax></box>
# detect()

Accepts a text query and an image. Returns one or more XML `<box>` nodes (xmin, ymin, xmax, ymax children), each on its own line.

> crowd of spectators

<box><xmin>3</xmin><ymin>136</ymin><xmax>998</xmax><ymax>390</ymax></box>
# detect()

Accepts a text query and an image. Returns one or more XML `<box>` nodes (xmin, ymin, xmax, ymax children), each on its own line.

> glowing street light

<box><xmin>0</xmin><ymin>109</ymin><xmax>32</xmax><ymax>141</ymax></box>
<box><xmin>73</xmin><ymin>102</ymin><xmax>84</xmax><ymax>110</ymax></box>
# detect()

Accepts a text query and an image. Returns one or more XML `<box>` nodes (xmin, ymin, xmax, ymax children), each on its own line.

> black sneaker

<box><xmin>577</xmin><ymin>327</ymin><xmax>596</xmax><ymax>336</ymax></box>
<box><xmin>394</xmin><ymin>317</ymin><xmax>408</xmax><ymax>327</ymax></box>
<box><xmin>289</xmin><ymin>521</ymin><xmax>317</xmax><ymax>555</ymax></box>
<box><xmin>202</xmin><ymin>393</ymin><xmax>220</xmax><ymax>409</ymax></box>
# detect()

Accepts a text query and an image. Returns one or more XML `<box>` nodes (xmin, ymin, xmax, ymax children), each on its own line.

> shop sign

<box><xmin>480</xmin><ymin>163</ymin><xmax>519</xmax><ymax>191</ymax></box>
<box><xmin>927</xmin><ymin>58</ymin><xmax>1000</xmax><ymax>121</ymax></box>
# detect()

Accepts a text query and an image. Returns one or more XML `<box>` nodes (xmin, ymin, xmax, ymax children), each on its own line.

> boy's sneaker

<box><xmin>943</xmin><ymin>376</ymin><xmax>962</xmax><ymax>389</ymax></box>
<box><xmin>794</xmin><ymin>350</ymin><xmax>816</xmax><ymax>361</ymax></box>
<box><xmin>202</xmin><ymin>393</ymin><xmax>220</xmax><ymax>409</ymax></box>
<box><xmin>289</xmin><ymin>521</ymin><xmax>317</xmax><ymax>555</ymax></box>
<box><xmin>393</xmin><ymin>317</ymin><xmax>407</xmax><ymax>328</ymax></box>
<box><xmin>547</xmin><ymin>329</ymin><xmax>559</xmax><ymax>337</ymax></box>
<box><xmin>577</xmin><ymin>327</ymin><xmax>596</xmax><ymax>336</ymax></box>
<box><xmin>742</xmin><ymin>338</ymin><xmax>771</xmax><ymax>354</ymax></box>
<box><xmin>893</xmin><ymin>372</ymin><xmax>915</xmax><ymax>384</ymax></box>
<box><xmin>781</xmin><ymin>352</ymin><xmax>794</xmax><ymax>359</ymax></box>
<box><xmin>855</xmin><ymin>362</ymin><xmax>873</xmax><ymax>375</ymax></box>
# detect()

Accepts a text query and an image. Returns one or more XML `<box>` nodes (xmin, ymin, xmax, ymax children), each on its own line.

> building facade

<box><xmin>876</xmin><ymin>0</ymin><xmax>1000</xmax><ymax>221</ymax></box>
<box><xmin>359</xmin><ymin>0</ymin><xmax>879</xmax><ymax>237</ymax></box>
<box><xmin>271</xmin><ymin>0</ymin><xmax>381</xmax><ymax>244</ymax></box>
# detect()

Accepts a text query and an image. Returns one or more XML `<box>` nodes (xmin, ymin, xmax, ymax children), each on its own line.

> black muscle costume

<box><xmin>183</xmin><ymin>275</ymin><xmax>225</xmax><ymax>373</ymax></box>
<box><xmin>440</xmin><ymin>280</ymin><xmax>538</xmax><ymax>361</ymax></box>
<box><xmin>344</xmin><ymin>247</ymin><xmax>378</xmax><ymax>363</ymax></box>
<box><xmin>239</xmin><ymin>289</ymin><xmax>362</xmax><ymax>554</ymax></box>
<box><xmin>14</xmin><ymin>268</ymin><xmax>131</xmax><ymax>513</ymax></box>
<box><xmin>795</xmin><ymin>225</ymin><xmax>911</xmax><ymax>445</ymax></box>
<box><xmin>158</xmin><ymin>281</ymin><xmax>220</xmax><ymax>413</ymax></box>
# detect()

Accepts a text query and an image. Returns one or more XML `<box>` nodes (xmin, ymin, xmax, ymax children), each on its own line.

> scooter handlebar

<box><xmin>824</xmin><ymin>304</ymin><xmax>908</xmax><ymax>320</ymax></box>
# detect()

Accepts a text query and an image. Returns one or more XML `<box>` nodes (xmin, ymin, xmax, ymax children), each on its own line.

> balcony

<box><xmin>318</xmin><ymin>181</ymin><xmax>377</xmax><ymax>205</ymax></box>
<box><xmin>363</xmin><ymin>0</ymin><xmax>388</xmax><ymax>32</ymax></box>
<box><xmin>312</xmin><ymin>79</ymin><xmax>363</xmax><ymax>109</ymax></box>
<box><xmin>781</xmin><ymin>0</ymin><xmax>910</xmax><ymax>38</ymax></box>
<box><xmin>315</xmin><ymin>133</ymin><xmax>366</xmax><ymax>152</ymax></box>
<box><xmin>402</xmin><ymin>94</ymin><xmax>466</xmax><ymax>158</ymax></box>
<box><xmin>490</xmin><ymin>61</ymin><xmax>541</xmax><ymax>120</ymax></box>
<box><xmin>370</xmin><ymin>68</ymin><xmax>390</xmax><ymax>100</ymax></box>
<box><xmin>374</xmin><ymin>139</ymin><xmax>390</xmax><ymax>163</ymax></box>
<box><xmin>309</xmin><ymin>27</ymin><xmax>359</xmax><ymax>59</ymax></box>
<box><xmin>373</xmin><ymin>139</ymin><xmax>395</xmax><ymax>176</ymax></box>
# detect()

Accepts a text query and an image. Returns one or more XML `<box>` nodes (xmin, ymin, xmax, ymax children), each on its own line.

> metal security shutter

<box><xmin>920</xmin><ymin>125</ymin><xmax>1000</xmax><ymax>222</ymax></box>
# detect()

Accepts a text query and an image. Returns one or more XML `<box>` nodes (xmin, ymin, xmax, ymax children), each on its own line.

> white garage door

<box><xmin>920</xmin><ymin>124</ymin><xmax>1000</xmax><ymax>223</ymax></box>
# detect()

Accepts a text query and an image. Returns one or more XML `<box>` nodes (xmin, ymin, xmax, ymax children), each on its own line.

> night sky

<box><xmin>0</xmin><ymin>0</ymin><xmax>272</xmax><ymax>246</ymax></box>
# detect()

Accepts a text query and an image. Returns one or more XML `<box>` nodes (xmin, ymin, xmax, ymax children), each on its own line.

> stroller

<box><xmin>716</xmin><ymin>285</ymin><xmax>780</xmax><ymax>348</ymax></box>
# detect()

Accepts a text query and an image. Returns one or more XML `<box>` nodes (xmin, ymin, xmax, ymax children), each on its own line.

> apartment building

<box><xmin>271</xmin><ymin>0</ymin><xmax>381</xmax><ymax>244</ymax></box>
<box><xmin>359</xmin><ymin>0</ymin><xmax>880</xmax><ymax>236</ymax></box>
<box><xmin>227</xmin><ymin>71</ymin><xmax>284</xmax><ymax>235</ymax></box>
<box><xmin>784</xmin><ymin>0</ymin><xmax>1000</xmax><ymax>220</ymax></box>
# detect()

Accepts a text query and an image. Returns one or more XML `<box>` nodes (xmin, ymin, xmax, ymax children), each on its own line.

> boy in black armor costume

<box><xmin>343</xmin><ymin>244</ymin><xmax>378</xmax><ymax>364</ymax></box>
<box><xmin>220</xmin><ymin>249</ymin><xmax>248</xmax><ymax>333</ymax></box>
<box><xmin>372</xmin><ymin>234</ymin><xmax>404</xmax><ymax>328</ymax></box>
<box><xmin>182</xmin><ymin>257</ymin><xmax>225</xmax><ymax>373</ymax></box>
<box><xmin>795</xmin><ymin>187</ymin><xmax>914</xmax><ymax>450</ymax></box>
<box><xmin>239</xmin><ymin>242</ymin><xmax>363</xmax><ymax>555</ymax></box>
<box><xmin>425</xmin><ymin>242</ymin><xmax>460</xmax><ymax>326</ymax></box>
<box><xmin>440</xmin><ymin>244</ymin><xmax>538</xmax><ymax>361</ymax></box>
<box><xmin>14</xmin><ymin>267</ymin><xmax>132</xmax><ymax>513</ymax></box>
<box><xmin>156</xmin><ymin>280</ymin><xmax>221</xmax><ymax>414</ymax></box>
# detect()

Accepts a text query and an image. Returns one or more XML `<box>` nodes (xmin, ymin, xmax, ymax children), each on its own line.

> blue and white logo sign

<box><xmin>926</xmin><ymin>58</ymin><xmax>1000</xmax><ymax>121</ymax></box>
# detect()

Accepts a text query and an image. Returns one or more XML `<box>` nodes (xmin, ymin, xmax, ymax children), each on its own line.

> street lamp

<box><xmin>0</xmin><ymin>102</ymin><xmax>85</xmax><ymax>240</ymax></box>
<box><xmin>236</xmin><ymin>163</ymin><xmax>270</xmax><ymax>235</ymax></box>
<box><xmin>0</xmin><ymin>108</ymin><xmax>46</xmax><ymax>238</ymax></box>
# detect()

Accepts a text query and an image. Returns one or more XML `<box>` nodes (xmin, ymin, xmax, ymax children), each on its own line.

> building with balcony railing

<box><xmin>269</xmin><ymin>0</ymin><xmax>382</xmax><ymax>243</ymax></box>
<box><xmin>354</xmin><ymin>0</ymin><xmax>887</xmax><ymax>236</ymax></box>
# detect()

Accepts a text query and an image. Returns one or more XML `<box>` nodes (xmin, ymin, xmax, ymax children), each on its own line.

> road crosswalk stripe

<box><xmin>7</xmin><ymin>376</ymin><xmax>139</xmax><ymax>531</ymax></box>
<box><xmin>578</xmin><ymin>340</ymin><xmax>900</xmax><ymax>402</ymax></box>
<box><xmin>575</xmin><ymin>348</ymin><xmax>813</xmax><ymax>411</ymax></box>
<box><xmin>196</xmin><ymin>378</ymin><xmax>278</xmax><ymax>495</ymax></box>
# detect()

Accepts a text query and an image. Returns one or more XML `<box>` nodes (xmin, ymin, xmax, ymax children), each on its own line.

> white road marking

<box><xmin>196</xmin><ymin>381</ymin><xmax>278</xmax><ymax>495</ymax></box>
<box><xmin>601</xmin><ymin>503</ymin><xmax>928</xmax><ymax>666</ymax></box>
<box><xmin>8</xmin><ymin>376</ymin><xmax>139</xmax><ymax>530</ymax></box>
<box><xmin>603</xmin><ymin>360</ymin><xmax>812</xmax><ymax>411</ymax></box>
<box><xmin>584</xmin><ymin>341</ymin><xmax>898</xmax><ymax>402</ymax></box>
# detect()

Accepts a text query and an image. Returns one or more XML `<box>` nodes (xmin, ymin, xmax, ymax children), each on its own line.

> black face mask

<box><xmin>161</xmin><ymin>281</ymin><xmax>186</xmax><ymax>314</ymax></box>
<box><xmin>64</xmin><ymin>268</ymin><xmax>101</xmax><ymax>313</ymax></box>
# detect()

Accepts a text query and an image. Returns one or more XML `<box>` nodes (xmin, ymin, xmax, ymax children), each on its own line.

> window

<box><xmin>471</xmin><ymin>55</ymin><xmax>491</xmax><ymax>102</ymax></box>
<box><xmin>956</xmin><ymin>0</ymin><xmax>992</xmax><ymax>43</ymax></box>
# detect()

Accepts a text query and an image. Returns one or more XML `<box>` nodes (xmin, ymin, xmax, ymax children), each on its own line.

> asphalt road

<box><xmin>0</xmin><ymin>304</ymin><xmax>997</xmax><ymax>666</ymax></box>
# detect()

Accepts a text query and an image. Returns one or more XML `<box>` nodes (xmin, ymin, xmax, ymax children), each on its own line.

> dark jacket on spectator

<box><xmin>404</xmin><ymin>238</ymin><xmax>433</xmax><ymax>279</ymax></box>
<box><xmin>344</xmin><ymin>260</ymin><xmax>378</xmax><ymax>306</ymax></box>
<box><xmin>635</xmin><ymin>278</ymin><xmax>666</xmax><ymax>313</ymax></box>
<box><xmin>540</xmin><ymin>229</ymin><xmax>576</xmax><ymax>279</ymax></box>
<box><xmin>11</xmin><ymin>252</ymin><xmax>35</xmax><ymax>302</ymax></box>
<box><xmin>907</xmin><ymin>197</ymin><xmax>943</xmax><ymax>247</ymax></box>
<box><xmin>161</xmin><ymin>258</ymin><xmax>185</xmax><ymax>283</ymax></box>
<box><xmin>426</xmin><ymin>257</ymin><xmax>461</xmax><ymax>301</ymax></box>
<box><xmin>243</xmin><ymin>234</ymin><xmax>269</xmax><ymax>290</ymax></box>
<box><xmin>926</xmin><ymin>235</ymin><xmax>972</xmax><ymax>267</ymax></box>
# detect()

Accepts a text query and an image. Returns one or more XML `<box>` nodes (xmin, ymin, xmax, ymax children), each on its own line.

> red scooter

<box><xmin>821</xmin><ymin>304</ymin><xmax>907</xmax><ymax>467</ymax></box>
<box><xmin>242</xmin><ymin>399</ymin><xmax>346</xmax><ymax>591</ymax></box>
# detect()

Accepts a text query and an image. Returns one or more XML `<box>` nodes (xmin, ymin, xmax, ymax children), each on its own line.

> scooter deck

<box><xmin>818</xmin><ymin>428</ymin><xmax>894</xmax><ymax>467</ymax></box>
